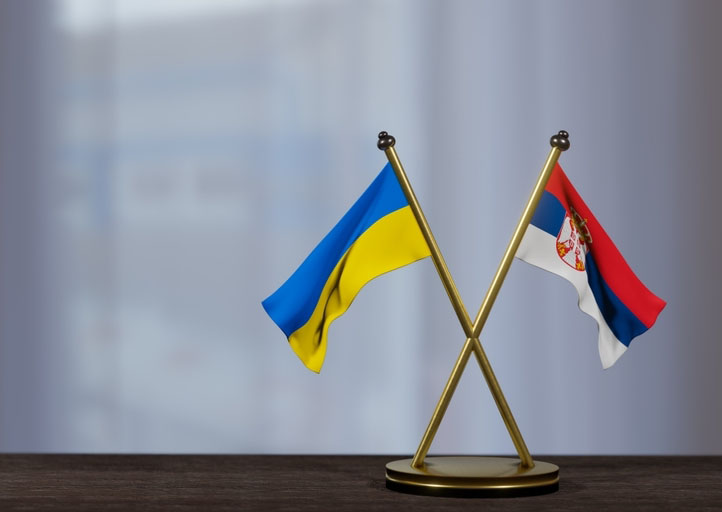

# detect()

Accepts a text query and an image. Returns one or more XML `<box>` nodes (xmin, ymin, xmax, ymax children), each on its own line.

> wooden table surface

<box><xmin>0</xmin><ymin>455</ymin><xmax>720</xmax><ymax>511</ymax></box>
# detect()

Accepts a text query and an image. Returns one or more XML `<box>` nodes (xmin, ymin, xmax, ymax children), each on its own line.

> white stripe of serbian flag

<box><xmin>515</xmin><ymin>164</ymin><xmax>666</xmax><ymax>368</ymax></box>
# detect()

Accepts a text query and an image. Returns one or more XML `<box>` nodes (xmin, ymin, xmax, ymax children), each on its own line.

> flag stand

<box><xmin>378</xmin><ymin>130</ymin><xmax>569</xmax><ymax>497</ymax></box>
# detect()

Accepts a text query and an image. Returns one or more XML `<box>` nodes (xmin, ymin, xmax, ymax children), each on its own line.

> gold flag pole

<box><xmin>382</xmin><ymin>131</ymin><xmax>570</xmax><ymax>497</ymax></box>
<box><xmin>378</xmin><ymin>131</ymin><xmax>533</xmax><ymax>469</ymax></box>
<box><xmin>461</xmin><ymin>130</ymin><xmax>570</xmax><ymax>475</ymax></box>
<box><xmin>377</xmin><ymin>134</ymin><xmax>482</xmax><ymax>470</ymax></box>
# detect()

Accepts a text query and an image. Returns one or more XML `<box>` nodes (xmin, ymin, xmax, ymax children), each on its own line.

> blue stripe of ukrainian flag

<box><xmin>262</xmin><ymin>163</ymin><xmax>431</xmax><ymax>372</ymax></box>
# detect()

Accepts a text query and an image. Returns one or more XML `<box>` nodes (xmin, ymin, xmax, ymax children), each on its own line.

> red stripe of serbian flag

<box><xmin>516</xmin><ymin>163</ymin><xmax>666</xmax><ymax>368</ymax></box>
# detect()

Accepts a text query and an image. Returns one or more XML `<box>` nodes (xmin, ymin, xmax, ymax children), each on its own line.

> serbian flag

<box><xmin>263</xmin><ymin>163</ymin><xmax>431</xmax><ymax>372</ymax></box>
<box><xmin>516</xmin><ymin>164</ymin><xmax>666</xmax><ymax>368</ymax></box>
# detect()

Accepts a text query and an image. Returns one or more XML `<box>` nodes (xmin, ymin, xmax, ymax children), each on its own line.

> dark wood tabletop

<box><xmin>0</xmin><ymin>454</ymin><xmax>720</xmax><ymax>511</ymax></box>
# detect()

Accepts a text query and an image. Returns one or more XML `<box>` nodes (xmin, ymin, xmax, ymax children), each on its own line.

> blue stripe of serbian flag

<box><xmin>262</xmin><ymin>164</ymin><xmax>430</xmax><ymax>372</ymax></box>
<box><xmin>516</xmin><ymin>163</ymin><xmax>666</xmax><ymax>368</ymax></box>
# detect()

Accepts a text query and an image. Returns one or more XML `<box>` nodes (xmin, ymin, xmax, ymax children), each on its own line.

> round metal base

<box><xmin>385</xmin><ymin>456</ymin><xmax>559</xmax><ymax>498</ymax></box>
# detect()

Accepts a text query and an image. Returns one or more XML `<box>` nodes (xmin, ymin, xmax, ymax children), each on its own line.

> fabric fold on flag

<box><xmin>262</xmin><ymin>163</ymin><xmax>430</xmax><ymax>372</ymax></box>
<box><xmin>516</xmin><ymin>163</ymin><xmax>666</xmax><ymax>368</ymax></box>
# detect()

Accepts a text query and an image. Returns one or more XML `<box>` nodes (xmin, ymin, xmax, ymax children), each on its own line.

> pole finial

<box><xmin>377</xmin><ymin>131</ymin><xmax>396</xmax><ymax>150</ymax></box>
<box><xmin>550</xmin><ymin>130</ymin><xmax>570</xmax><ymax>151</ymax></box>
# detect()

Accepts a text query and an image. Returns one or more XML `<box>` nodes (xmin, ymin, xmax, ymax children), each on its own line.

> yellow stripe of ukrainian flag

<box><xmin>290</xmin><ymin>206</ymin><xmax>429</xmax><ymax>372</ymax></box>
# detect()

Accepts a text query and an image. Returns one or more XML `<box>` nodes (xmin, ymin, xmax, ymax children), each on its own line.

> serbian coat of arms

<box><xmin>556</xmin><ymin>207</ymin><xmax>593</xmax><ymax>271</ymax></box>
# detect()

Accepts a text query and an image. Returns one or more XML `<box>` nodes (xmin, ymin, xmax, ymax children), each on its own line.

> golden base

<box><xmin>385</xmin><ymin>456</ymin><xmax>559</xmax><ymax>498</ymax></box>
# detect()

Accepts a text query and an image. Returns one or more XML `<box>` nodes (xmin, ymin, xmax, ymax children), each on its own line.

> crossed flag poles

<box><xmin>264</xmin><ymin>126</ymin><xmax>662</xmax><ymax>496</ymax></box>
<box><xmin>377</xmin><ymin>130</ymin><xmax>570</xmax><ymax>495</ymax></box>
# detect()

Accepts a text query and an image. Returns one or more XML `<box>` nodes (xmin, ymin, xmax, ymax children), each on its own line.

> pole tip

<box><xmin>550</xmin><ymin>130</ymin><xmax>570</xmax><ymax>151</ymax></box>
<box><xmin>377</xmin><ymin>131</ymin><xmax>396</xmax><ymax>150</ymax></box>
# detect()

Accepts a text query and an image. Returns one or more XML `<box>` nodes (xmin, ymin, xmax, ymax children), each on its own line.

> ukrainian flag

<box><xmin>262</xmin><ymin>163</ymin><xmax>431</xmax><ymax>372</ymax></box>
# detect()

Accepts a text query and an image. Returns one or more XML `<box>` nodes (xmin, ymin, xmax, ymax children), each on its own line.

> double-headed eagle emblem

<box><xmin>556</xmin><ymin>207</ymin><xmax>593</xmax><ymax>271</ymax></box>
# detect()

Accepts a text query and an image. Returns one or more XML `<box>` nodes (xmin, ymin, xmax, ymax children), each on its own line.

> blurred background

<box><xmin>0</xmin><ymin>0</ymin><xmax>720</xmax><ymax>454</ymax></box>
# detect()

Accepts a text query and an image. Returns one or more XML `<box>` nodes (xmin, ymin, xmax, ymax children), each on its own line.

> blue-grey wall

<box><xmin>0</xmin><ymin>0</ymin><xmax>720</xmax><ymax>454</ymax></box>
